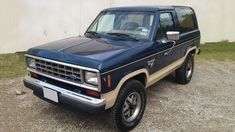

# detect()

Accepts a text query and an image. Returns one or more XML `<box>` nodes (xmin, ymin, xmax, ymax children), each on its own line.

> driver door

<box><xmin>149</xmin><ymin>11</ymin><xmax>179</xmax><ymax>74</ymax></box>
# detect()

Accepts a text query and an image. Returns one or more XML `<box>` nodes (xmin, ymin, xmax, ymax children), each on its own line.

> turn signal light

<box><xmin>107</xmin><ymin>75</ymin><xmax>111</xmax><ymax>88</ymax></box>
<box><xmin>30</xmin><ymin>72</ymin><xmax>38</xmax><ymax>78</ymax></box>
<box><xmin>86</xmin><ymin>89</ymin><xmax>100</xmax><ymax>97</ymax></box>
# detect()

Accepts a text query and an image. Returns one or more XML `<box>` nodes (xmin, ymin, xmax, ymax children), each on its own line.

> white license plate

<box><xmin>43</xmin><ymin>87</ymin><xmax>58</xmax><ymax>103</ymax></box>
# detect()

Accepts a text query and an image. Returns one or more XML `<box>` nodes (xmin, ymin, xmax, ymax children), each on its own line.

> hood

<box><xmin>34</xmin><ymin>37</ymin><xmax>128</xmax><ymax>59</ymax></box>
<box><xmin>26</xmin><ymin>36</ymin><xmax>147</xmax><ymax>71</ymax></box>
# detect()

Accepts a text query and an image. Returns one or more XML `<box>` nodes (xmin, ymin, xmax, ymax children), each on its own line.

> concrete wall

<box><xmin>0</xmin><ymin>0</ymin><xmax>234</xmax><ymax>53</ymax></box>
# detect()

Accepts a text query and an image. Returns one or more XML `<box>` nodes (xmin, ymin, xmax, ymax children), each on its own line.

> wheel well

<box><xmin>189</xmin><ymin>48</ymin><xmax>196</xmax><ymax>55</ymax></box>
<box><xmin>130</xmin><ymin>73</ymin><xmax>147</xmax><ymax>87</ymax></box>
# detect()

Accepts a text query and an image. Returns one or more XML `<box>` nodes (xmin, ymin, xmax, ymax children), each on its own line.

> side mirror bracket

<box><xmin>162</xmin><ymin>31</ymin><xmax>180</xmax><ymax>55</ymax></box>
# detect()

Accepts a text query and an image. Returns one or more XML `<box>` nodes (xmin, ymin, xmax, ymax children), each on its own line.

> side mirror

<box><xmin>166</xmin><ymin>31</ymin><xmax>180</xmax><ymax>41</ymax></box>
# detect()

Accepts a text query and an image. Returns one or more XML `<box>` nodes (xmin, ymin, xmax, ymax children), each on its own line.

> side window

<box><xmin>176</xmin><ymin>8</ymin><xmax>196</xmax><ymax>33</ymax></box>
<box><xmin>157</xmin><ymin>13</ymin><xmax>175</xmax><ymax>40</ymax></box>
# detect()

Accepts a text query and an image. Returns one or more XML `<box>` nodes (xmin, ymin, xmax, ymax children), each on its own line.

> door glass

<box><xmin>157</xmin><ymin>13</ymin><xmax>175</xmax><ymax>40</ymax></box>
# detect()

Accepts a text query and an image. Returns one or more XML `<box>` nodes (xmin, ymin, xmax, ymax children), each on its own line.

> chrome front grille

<box><xmin>35</xmin><ymin>59</ymin><xmax>83</xmax><ymax>84</ymax></box>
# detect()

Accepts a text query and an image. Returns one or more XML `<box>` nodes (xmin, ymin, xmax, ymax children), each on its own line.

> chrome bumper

<box><xmin>23</xmin><ymin>76</ymin><xmax>105</xmax><ymax>113</ymax></box>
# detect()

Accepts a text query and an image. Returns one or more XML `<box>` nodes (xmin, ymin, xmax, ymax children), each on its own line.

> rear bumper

<box><xmin>196</xmin><ymin>48</ymin><xmax>201</xmax><ymax>55</ymax></box>
<box><xmin>23</xmin><ymin>76</ymin><xmax>105</xmax><ymax>113</ymax></box>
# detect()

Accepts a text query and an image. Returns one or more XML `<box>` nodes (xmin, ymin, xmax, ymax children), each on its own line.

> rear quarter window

<box><xmin>175</xmin><ymin>7</ymin><xmax>197</xmax><ymax>33</ymax></box>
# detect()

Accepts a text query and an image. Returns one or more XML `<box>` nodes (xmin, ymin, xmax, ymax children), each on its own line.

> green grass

<box><xmin>0</xmin><ymin>52</ymin><xmax>26</xmax><ymax>79</ymax></box>
<box><xmin>0</xmin><ymin>42</ymin><xmax>234</xmax><ymax>79</ymax></box>
<box><xmin>196</xmin><ymin>42</ymin><xmax>235</xmax><ymax>61</ymax></box>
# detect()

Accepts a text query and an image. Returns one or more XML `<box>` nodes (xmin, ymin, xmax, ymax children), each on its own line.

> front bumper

<box><xmin>23</xmin><ymin>76</ymin><xmax>105</xmax><ymax>113</ymax></box>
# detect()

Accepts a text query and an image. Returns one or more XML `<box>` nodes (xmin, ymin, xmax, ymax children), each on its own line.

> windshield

<box><xmin>86</xmin><ymin>11</ymin><xmax>156</xmax><ymax>41</ymax></box>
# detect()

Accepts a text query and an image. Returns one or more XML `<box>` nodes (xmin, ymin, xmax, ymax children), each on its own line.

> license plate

<box><xmin>43</xmin><ymin>87</ymin><xmax>58</xmax><ymax>103</ymax></box>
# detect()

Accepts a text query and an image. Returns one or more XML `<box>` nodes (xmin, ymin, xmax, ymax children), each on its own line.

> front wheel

<box><xmin>176</xmin><ymin>53</ymin><xmax>194</xmax><ymax>84</ymax></box>
<box><xmin>111</xmin><ymin>79</ymin><xmax>146</xmax><ymax>131</ymax></box>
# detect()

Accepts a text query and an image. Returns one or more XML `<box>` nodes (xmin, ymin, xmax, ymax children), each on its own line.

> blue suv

<box><xmin>24</xmin><ymin>6</ymin><xmax>200</xmax><ymax>131</ymax></box>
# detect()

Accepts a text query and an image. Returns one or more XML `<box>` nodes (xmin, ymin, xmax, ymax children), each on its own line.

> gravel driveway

<box><xmin>0</xmin><ymin>62</ymin><xmax>235</xmax><ymax>132</ymax></box>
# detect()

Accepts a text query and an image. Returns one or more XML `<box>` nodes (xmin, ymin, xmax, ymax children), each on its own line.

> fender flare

<box><xmin>101</xmin><ymin>69</ymin><xmax>149</xmax><ymax>109</ymax></box>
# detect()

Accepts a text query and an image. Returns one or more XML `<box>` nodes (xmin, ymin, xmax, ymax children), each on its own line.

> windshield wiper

<box><xmin>107</xmin><ymin>32</ymin><xmax>139</xmax><ymax>41</ymax></box>
<box><xmin>86</xmin><ymin>31</ymin><xmax>101</xmax><ymax>38</ymax></box>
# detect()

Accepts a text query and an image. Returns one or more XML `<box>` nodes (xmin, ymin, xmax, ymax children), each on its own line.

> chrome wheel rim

<box><xmin>122</xmin><ymin>92</ymin><xmax>141</xmax><ymax>122</ymax></box>
<box><xmin>186</xmin><ymin>60</ymin><xmax>193</xmax><ymax>78</ymax></box>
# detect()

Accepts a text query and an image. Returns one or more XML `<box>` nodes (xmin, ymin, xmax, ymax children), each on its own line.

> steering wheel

<box><xmin>135</xmin><ymin>27</ymin><xmax>149</xmax><ymax>33</ymax></box>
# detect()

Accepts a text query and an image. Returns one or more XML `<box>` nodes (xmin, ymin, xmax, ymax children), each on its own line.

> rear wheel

<box><xmin>110</xmin><ymin>79</ymin><xmax>146</xmax><ymax>131</ymax></box>
<box><xmin>176</xmin><ymin>53</ymin><xmax>194</xmax><ymax>84</ymax></box>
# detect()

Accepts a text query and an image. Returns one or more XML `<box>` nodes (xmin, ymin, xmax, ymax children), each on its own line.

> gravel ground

<box><xmin>0</xmin><ymin>62</ymin><xmax>235</xmax><ymax>132</ymax></box>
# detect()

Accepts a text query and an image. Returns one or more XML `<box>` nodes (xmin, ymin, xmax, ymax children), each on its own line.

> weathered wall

<box><xmin>0</xmin><ymin>0</ymin><xmax>234</xmax><ymax>53</ymax></box>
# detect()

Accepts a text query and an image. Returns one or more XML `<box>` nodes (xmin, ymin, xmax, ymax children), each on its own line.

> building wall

<box><xmin>0</xmin><ymin>0</ymin><xmax>234</xmax><ymax>53</ymax></box>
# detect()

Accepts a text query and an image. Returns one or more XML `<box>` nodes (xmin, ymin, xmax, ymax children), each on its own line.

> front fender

<box><xmin>101</xmin><ymin>69</ymin><xmax>149</xmax><ymax>109</ymax></box>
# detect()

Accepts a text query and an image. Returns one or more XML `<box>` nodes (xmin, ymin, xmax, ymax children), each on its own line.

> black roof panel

<box><xmin>102</xmin><ymin>6</ymin><xmax>190</xmax><ymax>12</ymax></box>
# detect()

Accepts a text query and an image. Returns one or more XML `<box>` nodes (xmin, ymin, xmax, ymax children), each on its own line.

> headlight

<box><xmin>84</xmin><ymin>71</ymin><xmax>98</xmax><ymax>86</ymax></box>
<box><xmin>26</xmin><ymin>57</ymin><xmax>36</xmax><ymax>69</ymax></box>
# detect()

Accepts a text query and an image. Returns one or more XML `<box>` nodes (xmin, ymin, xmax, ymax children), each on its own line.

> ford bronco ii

<box><xmin>24</xmin><ymin>6</ymin><xmax>200</xmax><ymax>131</ymax></box>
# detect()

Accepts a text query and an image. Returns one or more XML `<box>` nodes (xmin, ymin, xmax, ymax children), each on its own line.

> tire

<box><xmin>110</xmin><ymin>79</ymin><xmax>146</xmax><ymax>131</ymax></box>
<box><xmin>176</xmin><ymin>53</ymin><xmax>194</xmax><ymax>84</ymax></box>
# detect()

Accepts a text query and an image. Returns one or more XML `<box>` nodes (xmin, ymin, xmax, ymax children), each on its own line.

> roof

<box><xmin>102</xmin><ymin>6</ymin><xmax>190</xmax><ymax>12</ymax></box>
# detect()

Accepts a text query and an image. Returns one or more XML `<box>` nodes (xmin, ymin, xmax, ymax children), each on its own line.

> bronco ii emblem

<box><xmin>147</xmin><ymin>58</ymin><xmax>155</xmax><ymax>67</ymax></box>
